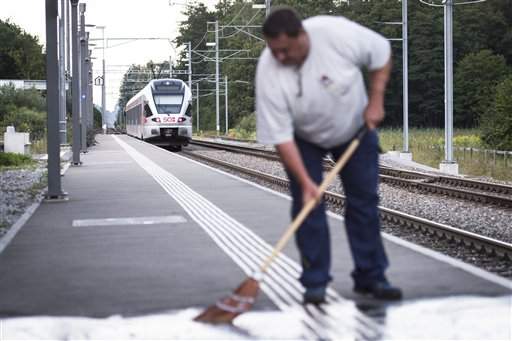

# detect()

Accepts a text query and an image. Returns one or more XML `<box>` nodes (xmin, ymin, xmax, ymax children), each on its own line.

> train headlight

<box><xmin>177</xmin><ymin>117</ymin><xmax>186</xmax><ymax>123</ymax></box>
<box><xmin>151</xmin><ymin>117</ymin><xmax>161</xmax><ymax>123</ymax></box>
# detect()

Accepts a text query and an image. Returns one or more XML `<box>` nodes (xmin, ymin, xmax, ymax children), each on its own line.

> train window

<box><xmin>185</xmin><ymin>102</ymin><xmax>192</xmax><ymax>117</ymax></box>
<box><xmin>144</xmin><ymin>104</ymin><xmax>153</xmax><ymax>117</ymax></box>
<box><xmin>154</xmin><ymin>94</ymin><xmax>183</xmax><ymax>114</ymax></box>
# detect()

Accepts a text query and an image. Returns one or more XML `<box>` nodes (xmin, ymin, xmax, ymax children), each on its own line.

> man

<box><xmin>255</xmin><ymin>7</ymin><xmax>402</xmax><ymax>303</ymax></box>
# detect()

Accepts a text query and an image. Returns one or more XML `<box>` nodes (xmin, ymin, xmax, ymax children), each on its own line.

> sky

<box><xmin>0</xmin><ymin>0</ymin><xmax>218</xmax><ymax>112</ymax></box>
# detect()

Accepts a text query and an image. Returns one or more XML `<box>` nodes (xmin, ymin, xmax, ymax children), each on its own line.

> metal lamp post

<box><xmin>79</xmin><ymin>3</ymin><xmax>87</xmax><ymax>152</ymax></box>
<box><xmin>45</xmin><ymin>0</ymin><xmax>67</xmax><ymax>200</ymax></box>
<box><xmin>70</xmin><ymin>0</ymin><xmax>81</xmax><ymax>165</ymax></box>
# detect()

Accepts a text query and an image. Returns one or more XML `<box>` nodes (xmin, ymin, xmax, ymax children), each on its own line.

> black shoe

<box><xmin>354</xmin><ymin>281</ymin><xmax>402</xmax><ymax>300</ymax></box>
<box><xmin>303</xmin><ymin>286</ymin><xmax>326</xmax><ymax>304</ymax></box>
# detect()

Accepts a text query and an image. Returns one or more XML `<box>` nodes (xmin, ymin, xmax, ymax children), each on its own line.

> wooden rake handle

<box><xmin>259</xmin><ymin>125</ymin><xmax>369</xmax><ymax>274</ymax></box>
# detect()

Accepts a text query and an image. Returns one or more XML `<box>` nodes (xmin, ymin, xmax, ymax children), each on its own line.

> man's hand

<box><xmin>364</xmin><ymin>101</ymin><xmax>385</xmax><ymax>130</ymax></box>
<box><xmin>276</xmin><ymin>141</ymin><xmax>321</xmax><ymax>206</ymax></box>
<box><xmin>301</xmin><ymin>178</ymin><xmax>321</xmax><ymax>206</ymax></box>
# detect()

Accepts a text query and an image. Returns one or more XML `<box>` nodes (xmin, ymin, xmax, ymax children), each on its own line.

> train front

<box><xmin>145</xmin><ymin>79</ymin><xmax>192</xmax><ymax>149</ymax></box>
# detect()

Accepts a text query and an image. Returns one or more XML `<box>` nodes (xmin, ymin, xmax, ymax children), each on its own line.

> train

<box><xmin>125</xmin><ymin>78</ymin><xmax>192</xmax><ymax>150</ymax></box>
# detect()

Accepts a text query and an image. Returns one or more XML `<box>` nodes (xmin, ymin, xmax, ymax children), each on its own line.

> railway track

<box><xmin>181</xmin><ymin>149</ymin><xmax>512</xmax><ymax>261</ymax></box>
<box><xmin>190</xmin><ymin>139</ymin><xmax>512</xmax><ymax>208</ymax></box>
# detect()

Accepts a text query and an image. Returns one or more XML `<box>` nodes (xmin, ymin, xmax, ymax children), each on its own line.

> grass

<box><xmin>31</xmin><ymin>138</ymin><xmax>47</xmax><ymax>154</ymax></box>
<box><xmin>379</xmin><ymin>128</ymin><xmax>512</xmax><ymax>181</ymax></box>
<box><xmin>0</xmin><ymin>152</ymin><xmax>35</xmax><ymax>168</ymax></box>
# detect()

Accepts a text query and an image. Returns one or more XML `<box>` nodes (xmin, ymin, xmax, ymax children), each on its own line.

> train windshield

<box><xmin>154</xmin><ymin>94</ymin><xmax>183</xmax><ymax>114</ymax></box>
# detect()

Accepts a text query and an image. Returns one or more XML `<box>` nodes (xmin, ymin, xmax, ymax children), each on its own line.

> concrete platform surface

<box><xmin>0</xmin><ymin>134</ymin><xmax>510</xmax><ymax>340</ymax></box>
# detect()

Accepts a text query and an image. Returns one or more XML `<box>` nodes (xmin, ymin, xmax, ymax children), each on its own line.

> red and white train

<box><xmin>125</xmin><ymin>79</ymin><xmax>192</xmax><ymax>150</ymax></box>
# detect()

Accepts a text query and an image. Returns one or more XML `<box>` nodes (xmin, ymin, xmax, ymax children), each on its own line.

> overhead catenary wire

<box><xmin>418</xmin><ymin>0</ymin><xmax>486</xmax><ymax>6</ymax></box>
<box><xmin>220</xmin><ymin>10</ymin><xmax>264</xmax><ymax>41</ymax></box>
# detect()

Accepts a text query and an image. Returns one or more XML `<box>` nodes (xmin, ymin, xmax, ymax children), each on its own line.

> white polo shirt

<box><xmin>256</xmin><ymin>15</ymin><xmax>391</xmax><ymax>148</ymax></box>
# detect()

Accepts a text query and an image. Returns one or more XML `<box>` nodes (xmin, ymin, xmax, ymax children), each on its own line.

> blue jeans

<box><xmin>286</xmin><ymin>130</ymin><xmax>389</xmax><ymax>289</ymax></box>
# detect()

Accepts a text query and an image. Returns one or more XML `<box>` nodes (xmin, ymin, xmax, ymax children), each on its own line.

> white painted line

<box><xmin>113</xmin><ymin>135</ymin><xmax>383</xmax><ymax>339</ymax></box>
<box><xmin>0</xmin><ymin>200</ymin><xmax>42</xmax><ymax>254</ymax></box>
<box><xmin>133</xmin><ymin>137</ymin><xmax>512</xmax><ymax>291</ymax></box>
<box><xmin>117</xmin><ymin>136</ymin><xmax>384</xmax><ymax>335</ymax></box>
<box><xmin>72</xmin><ymin>215</ymin><xmax>187</xmax><ymax>227</ymax></box>
<box><xmin>84</xmin><ymin>161</ymin><xmax>133</xmax><ymax>166</ymax></box>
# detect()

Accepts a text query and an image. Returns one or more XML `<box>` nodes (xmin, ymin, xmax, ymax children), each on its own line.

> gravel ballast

<box><xmin>184</xmin><ymin>147</ymin><xmax>512</xmax><ymax>278</ymax></box>
<box><xmin>0</xmin><ymin>167</ymin><xmax>46</xmax><ymax>237</ymax></box>
<box><xmin>189</xmin><ymin>148</ymin><xmax>512</xmax><ymax>244</ymax></box>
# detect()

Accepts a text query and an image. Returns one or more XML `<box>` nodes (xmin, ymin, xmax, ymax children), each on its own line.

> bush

<box><xmin>0</xmin><ymin>85</ymin><xmax>47</xmax><ymax>142</ymax></box>
<box><xmin>1</xmin><ymin>107</ymin><xmax>46</xmax><ymax>141</ymax></box>
<box><xmin>452</xmin><ymin>135</ymin><xmax>483</xmax><ymax>148</ymax></box>
<box><xmin>480</xmin><ymin>76</ymin><xmax>512</xmax><ymax>150</ymax></box>
<box><xmin>0</xmin><ymin>152</ymin><xmax>34</xmax><ymax>167</ymax></box>
<box><xmin>228</xmin><ymin>113</ymin><xmax>256</xmax><ymax>139</ymax></box>
<box><xmin>0</xmin><ymin>85</ymin><xmax>46</xmax><ymax>114</ymax></box>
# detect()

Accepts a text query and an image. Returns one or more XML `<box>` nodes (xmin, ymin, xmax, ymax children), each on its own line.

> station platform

<box><xmin>0</xmin><ymin>134</ymin><xmax>510</xmax><ymax>339</ymax></box>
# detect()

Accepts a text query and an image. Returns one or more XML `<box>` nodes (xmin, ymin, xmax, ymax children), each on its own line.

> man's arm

<box><xmin>276</xmin><ymin>141</ymin><xmax>320</xmax><ymax>205</ymax></box>
<box><xmin>364</xmin><ymin>57</ymin><xmax>392</xmax><ymax>130</ymax></box>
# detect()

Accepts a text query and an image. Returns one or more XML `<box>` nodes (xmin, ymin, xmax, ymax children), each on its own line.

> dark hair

<box><xmin>262</xmin><ymin>6</ymin><xmax>303</xmax><ymax>38</ymax></box>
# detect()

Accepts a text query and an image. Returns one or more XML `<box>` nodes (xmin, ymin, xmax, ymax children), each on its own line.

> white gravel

<box><xmin>190</xmin><ymin>149</ymin><xmax>512</xmax><ymax>244</ymax></box>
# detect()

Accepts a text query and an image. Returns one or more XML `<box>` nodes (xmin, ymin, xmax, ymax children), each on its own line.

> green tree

<box><xmin>116</xmin><ymin>64</ymin><xmax>154</xmax><ymax>113</ymax></box>
<box><xmin>163</xmin><ymin>0</ymin><xmax>512</xmax><ymax>133</ymax></box>
<box><xmin>480</xmin><ymin>76</ymin><xmax>512</xmax><ymax>150</ymax></box>
<box><xmin>0</xmin><ymin>19</ymin><xmax>45</xmax><ymax>79</ymax></box>
<box><xmin>454</xmin><ymin>50</ymin><xmax>510</xmax><ymax>127</ymax></box>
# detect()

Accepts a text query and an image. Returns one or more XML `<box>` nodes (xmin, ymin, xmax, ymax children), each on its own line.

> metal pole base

<box><xmin>399</xmin><ymin>152</ymin><xmax>413</xmax><ymax>161</ymax></box>
<box><xmin>44</xmin><ymin>191</ymin><xmax>69</xmax><ymax>202</ymax></box>
<box><xmin>439</xmin><ymin>161</ymin><xmax>459</xmax><ymax>175</ymax></box>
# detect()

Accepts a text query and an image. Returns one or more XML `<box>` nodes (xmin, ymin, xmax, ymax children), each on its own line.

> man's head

<box><xmin>262</xmin><ymin>7</ymin><xmax>309</xmax><ymax>66</ymax></box>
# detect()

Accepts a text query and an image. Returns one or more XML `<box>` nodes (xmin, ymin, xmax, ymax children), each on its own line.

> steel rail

<box><xmin>190</xmin><ymin>139</ymin><xmax>512</xmax><ymax>208</ymax></box>
<box><xmin>181</xmin><ymin>150</ymin><xmax>512</xmax><ymax>260</ymax></box>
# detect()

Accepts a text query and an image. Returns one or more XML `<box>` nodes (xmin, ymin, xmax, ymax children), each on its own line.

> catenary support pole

<box><xmin>45</xmin><ymin>0</ymin><xmax>66</xmax><ymax>199</ymax></box>
<box><xmin>188</xmin><ymin>42</ymin><xmax>192</xmax><ymax>89</ymax></box>
<box><xmin>266</xmin><ymin>0</ymin><xmax>272</xmax><ymax>16</ymax></box>
<box><xmin>169</xmin><ymin>55</ymin><xmax>172</xmax><ymax>78</ymax></box>
<box><xmin>444</xmin><ymin>0</ymin><xmax>453</xmax><ymax>162</ymax></box>
<box><xmin>440</xmin><ymin>0</ymin><xmax>458</xmax><ymax>174</ymax></box>
<box><xmin>225</xmin><ymin>75</ymin><xmax>228</xmax><ymax>134</ymax></box>
<box><xmin>402</xmin><ymin>0</ymin><xmax>409</xmax><ymax>155</ymax></box>
<box><xmin>58</xmin><ymin>0</ymin><xmax>67</xmax><ymax>145</ymax></box>
<box><xmin>215</xmin><ymin>20</ymin><xmax>220</xmax><ymax>136</ymax></box>
<box><xmin>102</xmin><ymin>28</ymin><xmax>106</xmax><ymax>133</ymax></box>
<box><xmin>80</xmin><ymin>4</ymin><xmax>87</xmax><ymax>153</ymax></box>
<box><xmin>66</xmin><ymin>0</ymin><xmax>71</xmax><ymax>75</ymax></box>
<box><xmin>70</xmin><ymin>0</ymin><xmax>81</xmax><ymax>165</ymax></box>
<box><xmin>196</xmin><ymin>82</ymin><xmax>199</xmax><ymax>132</ymax></box>
<box><xmin>88</xmin><ymin>49</ymin><xmax>93</xmax><ymax>129</ymax></box>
